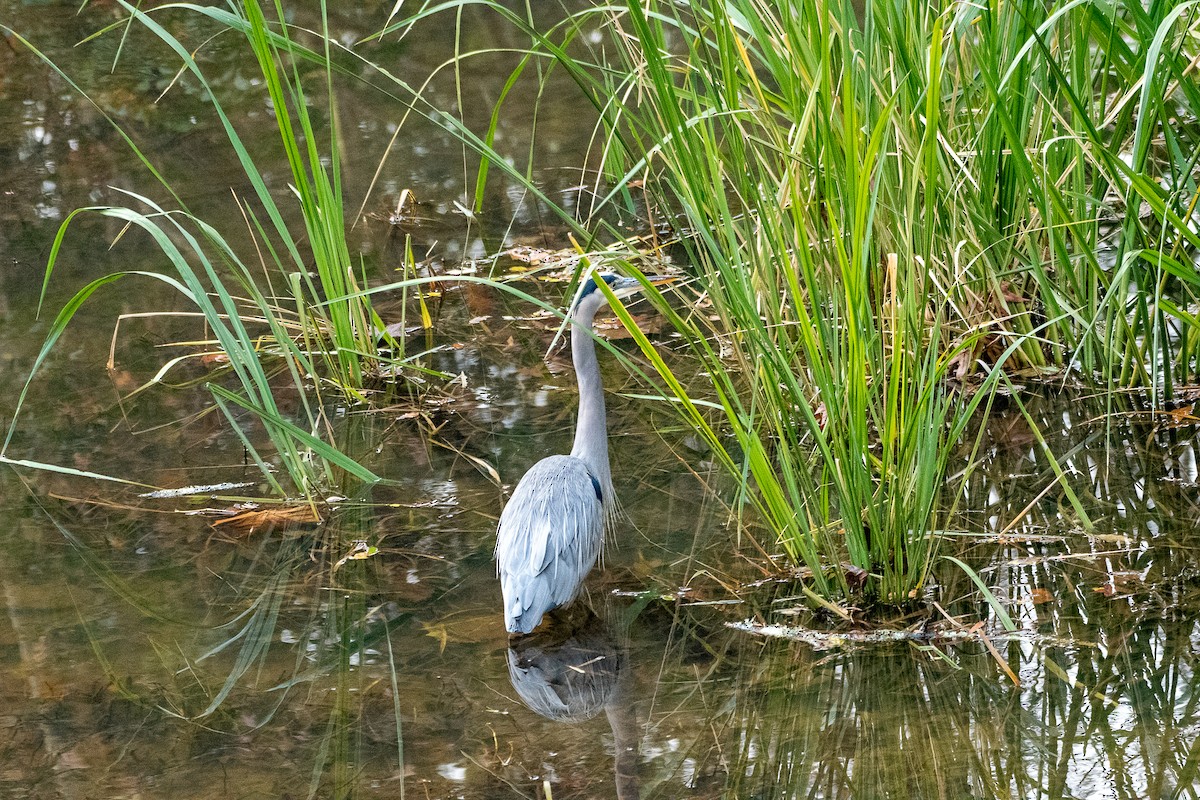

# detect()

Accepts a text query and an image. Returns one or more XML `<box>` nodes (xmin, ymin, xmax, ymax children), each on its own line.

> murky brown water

<box><xmin>3</xmin><ymin>2</ymin><xmax>1200</xmax><ymax>798</ymax></box>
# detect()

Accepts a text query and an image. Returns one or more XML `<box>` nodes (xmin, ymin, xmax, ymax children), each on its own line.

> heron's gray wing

<box><xmin>496</xmin><ymin>455</ymin><xmax>604</xmax><ymax>632</ymax></box>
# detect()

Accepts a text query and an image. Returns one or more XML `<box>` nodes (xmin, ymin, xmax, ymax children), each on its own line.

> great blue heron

<box><xmin>495</xmin><ymin>274</ymin><xmax>668</xmax><ymax>635</ymax></box>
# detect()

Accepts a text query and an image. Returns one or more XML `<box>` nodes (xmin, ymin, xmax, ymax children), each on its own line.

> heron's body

<box><xmin>496</xmin><ymin>275</ymin><xmax>658</xmax><ymax>635</ymax></box>
<box><xmin>497</xmin><ymin>455</ymin><xmax>604</xmax><ymax>633</ymax></box>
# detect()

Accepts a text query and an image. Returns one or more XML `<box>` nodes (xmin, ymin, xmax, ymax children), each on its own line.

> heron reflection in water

<box><xmin>507</xmin><ymin>608</ymin><xmax>639</xmax><ymax>800</ymax></box>
<box><xmin>495</xmin><ymin>274</ymin><xmax>672</xmax><ymax>635</ymax></box>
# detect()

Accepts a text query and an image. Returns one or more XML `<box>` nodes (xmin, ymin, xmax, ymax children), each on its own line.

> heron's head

<box><xmin>576</xmin><ymin>273</ymin><xmax>674</xmax><ymax>308</ymax></box>
<box><xmin>552</xmin><ymin>272</ymin><xmax>676</xmax><ymax>354</ymax></box>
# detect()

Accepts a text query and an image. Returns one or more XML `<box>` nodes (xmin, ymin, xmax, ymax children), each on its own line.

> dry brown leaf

<box><xmin>210</xmin><ymin>504</ymin><xmax>321</xmax><ymax>534</ymax></box>
<box><xmin>422</xmin><ymin>613</ymin><xmax>499</xmax><ymax>651</ymax></box>
<box><xmin>999</xmin><ymin>281</ymin><xmax>1031</xmax><ymax>303</ymax></box>
<box><xmin>1164</xmin><ymin>404</ymin><xmax>1199</xmax><ymax>427</ymax></box>
<box><xmin>1028</xmin><ymin>587</ymin><xmax>1054</xmax><ymax>605</ymax></box>
<box><xmin>1093</xmin><ymin>571</ymin><xmax>1145</xmax><ymax>597</ymax></box>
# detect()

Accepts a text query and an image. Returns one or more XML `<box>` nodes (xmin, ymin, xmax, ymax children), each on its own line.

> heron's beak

<box><xmin>643</xmin><ymin>274</ymin><xmax>679</xmax><ymax>286</ymax></box>
<box><xmin>610</xmin><ymin>273</ymin><xmax>680</xmax><ymax>300</ymax></box>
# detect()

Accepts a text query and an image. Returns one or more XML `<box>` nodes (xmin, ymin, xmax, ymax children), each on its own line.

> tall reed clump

<box><xmin>521</xmin><ymin>0</ymin><xmax>1200</xmax><ymax>602</ymax></box>
<box><xmin>3</xmin><ymin>0</ymin><xmax>406</xmax><ymax>499</ymax></box>
<box><xmin>585</xmin><ymin>1</ymin><xmax>995</xmax><ymax>604</ymax></box>
<box><xmin>113</xmin><ymin>0</ymin><xmax>394</xmax><ymax>393</ymax></box>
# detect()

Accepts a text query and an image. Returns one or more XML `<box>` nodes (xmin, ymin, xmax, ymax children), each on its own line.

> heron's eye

<box><xmin>589</xmin><ymin>473</ymin><xmax>603</xmax><ymax>502</ymax></box>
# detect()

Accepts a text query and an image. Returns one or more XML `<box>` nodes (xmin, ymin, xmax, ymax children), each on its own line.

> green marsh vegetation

<box><xmin>469</xmin><ymin>0</ymin><xmax>1200</xmax><ymax>610</ymax></box>
<box><xmin>2</xmin><ymin>0</ymin><xmax>430</xmax><ymax>502</ymax></box>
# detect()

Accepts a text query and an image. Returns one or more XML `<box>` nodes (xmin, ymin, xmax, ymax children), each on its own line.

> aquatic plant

<box><xmin>4</xmin><ymin>191</ymin><xmax>380</xmax><ymax>498</ymax></box>
<box><xmin>4</xmin><ymin>0</ymin><xmax>632</xmax><ymax>499</ymax></box>
<box><xmin>61</xmin><ymin>0</ymin><xmax>1191</xmax><ymax>601</ymax></box>
<box><xmin>108</xmin><ymin>0</ymin><xmax>397</xmax><ymax>393</ymax></box>
<box><xmin>473</xmin><ymin>0</ymin><xmax>1200</xmax><ymax>604</ymax></box>
<box><xmin>559</xmin><ymin>1</ymin><xmax>994</xmax><ymax>603</ymax></box>
<box><xmin>2</xmin><ymin>0</ymin><xmax>417</xmax><ymax>498</ymax></box>
<box><xmin>14</xmin><ymin>0</ymin><xmax>1200</xmax><ymax>595</ymax></box>
<box><xmin>653</xmin><ymin>616</ymin><xmax>1200</xmax><ymax>799</ymax></box>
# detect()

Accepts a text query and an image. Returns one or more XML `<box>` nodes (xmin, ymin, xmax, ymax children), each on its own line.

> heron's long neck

<box><xmin>569</xmin><ymin>304</ymin><xmax>611</xmax><ymax>491</ymax></box>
